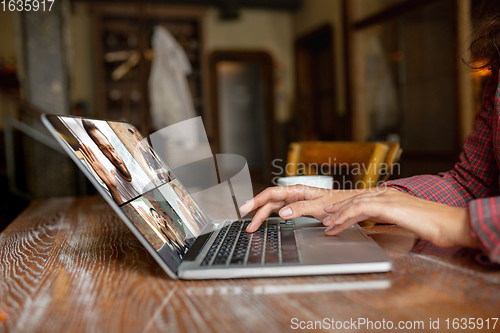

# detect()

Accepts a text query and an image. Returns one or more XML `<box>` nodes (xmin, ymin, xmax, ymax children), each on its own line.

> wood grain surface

<box><xmin>1</xmin><ymin>196</ymin><xmax>499</xmax><ymax>333</ymax></box>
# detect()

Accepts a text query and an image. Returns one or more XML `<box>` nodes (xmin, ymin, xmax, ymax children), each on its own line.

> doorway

<box><xmin>208</xmin><ymin>51</ymin><xmax>275</xmax><ymax>184</ymax></box>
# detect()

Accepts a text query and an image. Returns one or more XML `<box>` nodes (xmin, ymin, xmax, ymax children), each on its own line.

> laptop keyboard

<box><xmin>201</xmin><ymin>220</ymin><xmax>299</xmax><ymax>267</ymax></box>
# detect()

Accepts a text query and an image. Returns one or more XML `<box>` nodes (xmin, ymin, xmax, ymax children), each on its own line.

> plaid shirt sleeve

<box><xmin>385</xmin><ymin>70</ymin><xmax>500</xmax><ymax>264</ymax></box>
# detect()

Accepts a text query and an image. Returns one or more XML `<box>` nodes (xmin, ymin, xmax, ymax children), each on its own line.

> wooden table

<box><xmin>1</xmin><ymin>196</ymin><xmax>499</xmax><ymax>332</ymax></box>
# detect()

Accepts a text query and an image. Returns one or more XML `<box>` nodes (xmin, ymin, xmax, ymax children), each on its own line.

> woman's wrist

<box><xmin>455</xmin><ymin>207</ymin><xmax>479</xmax><ymax>248</ymax></box>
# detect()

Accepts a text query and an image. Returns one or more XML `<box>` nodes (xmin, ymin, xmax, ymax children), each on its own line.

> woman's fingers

<box><xmin>246</xmin><ymin>201</ymin><xmax>286</xmax><ymax>232</ymax></box>
<box><xmin>246</xmin><ymin>196</ymin><xmax>335</xmax><ymax>233</ymax></box>
<box><xmin>277</xmin><ymin>198</ymin><xmax>330</xmax><ymax>221</ymax></box>
<box><xmin>242</xmin><ymin>186</ymin><xmax>387</xmax><ymax>234</ymax></box>
<box><xmin>79</xmin><ymin>148</ymin><xmax>88</xmax><ymax>162</ymax></box>
<box><xmin>85</xmin><ymin>144</ymin><xmax>98</xmax><ymax>161</ymax></box>
<box><xmin>240</xmin><ymin>185</ymin><xmax>326</xmax><ymax>215</ymax></box>
<box><xmin>324</xmin><ymin>211</ymin><xmax>369</xmax><ymax>235</ymax></box>
<box><xmin>79</xmin><ymin>145</ymin><xmax>90</xmax><ymax>161</ymax></box>
<box><xmin>80</xmin><ymin>143</ymin><xmax>96</xmax><ymax>163</ymax></box>
<box><xmin>242</xmin><ymin>185</ymin><xmax>334</xmax><ymax>233</ymax></box>
<box><xmin>322</xmin><ymin>193</ymin><xmax>384</xmax><ymax>232</ymax></box>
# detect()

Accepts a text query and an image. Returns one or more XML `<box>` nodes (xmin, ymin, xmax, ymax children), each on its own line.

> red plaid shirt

<box><xmin>386</xmin><ymin>68</ymin><xmax>500</xmax><ymax>265</ymax></box>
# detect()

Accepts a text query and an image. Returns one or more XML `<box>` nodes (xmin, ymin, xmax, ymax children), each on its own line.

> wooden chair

<box><xmin>380</xmin><ymin>141</ymin><xmax>402</xmax><ymax>182</ymax></box>
<box><xmin>286</xmin><ymin>141</ymin><xmax>390</xmax><ymax>189</ymax></box>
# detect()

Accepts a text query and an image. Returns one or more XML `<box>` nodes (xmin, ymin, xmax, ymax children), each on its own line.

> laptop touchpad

<box><xmin>295</xmin><ymin>226</ymin><xmax>376</xmax><ymax>265</ymax></box>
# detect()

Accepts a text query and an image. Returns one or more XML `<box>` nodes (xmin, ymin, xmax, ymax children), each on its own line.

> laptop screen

<box><xmin>44</xmin><ymin>115</ymin><xmax>211</xmax><ymax>273</ymax></box>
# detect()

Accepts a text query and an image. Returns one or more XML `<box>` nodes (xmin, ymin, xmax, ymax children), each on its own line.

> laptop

<box><xmin>42</xmin><ymin>114</ymin><xmax>392</xmax><ymax>280</ymax></box>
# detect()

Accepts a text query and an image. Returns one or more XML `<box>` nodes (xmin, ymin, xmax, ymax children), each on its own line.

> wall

<box><xmin>292</xmin><ymin>0</ymin><xmax>345</xmax><ymax>117</ymax></box>
<box><xmin>0</xmin><ymin>11</ymin><xmax>19</xmax><ymax>130</ymax></box>
<box><xmin>0</xmin><ymin>12</ymin><xmax>18</xmax><ymax>64</ymax></box>
<box><xmin>68</xmin><ymin>3</ymin><xmax>95</xmax><ymax>116</ymax></box>
<box><xmin>21</xmin><ymin>0</ymin><xmax>70</xmax><ymax>115</ymax></box>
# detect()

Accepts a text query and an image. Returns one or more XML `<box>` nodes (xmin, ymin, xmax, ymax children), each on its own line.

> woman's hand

<box><xmin>80</xmin><ymin>143</ymin><xmax>117</xmax><ymax>190</ymax></box>
<box><xmin>324</xmin><ymin>188</ymin><xmax>479</xmax><ymax>248</ymax></box>
<box><xmin>80</xmin><ymin>143</ymin><xmax>123</xmax><ymax>205</ymax></box>
<box><xmin>240</xmin><ymin>185</ymin><xmax>381</xmax><ymax>232</ymax></box>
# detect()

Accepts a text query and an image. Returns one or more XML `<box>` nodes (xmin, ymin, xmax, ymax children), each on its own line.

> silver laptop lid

<box><xmin>42</xmin><ymin>114</ymin><xmax>213</xmax><ymax>278</ymax></box>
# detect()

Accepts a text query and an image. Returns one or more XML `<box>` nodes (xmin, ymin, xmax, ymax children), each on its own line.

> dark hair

<box><xmin>82</xmin><ymin>119</ymin><xmax>104</xmax><ymax>140</ymax></box>
<box><xmin>469</xmin><ymin>13</ymin><xmax>500</xmax><ymax>69</ymax></box>
<box><xmin>171</xmin><ymin>182</ymin><xmax>184</xmax><ymax>196</ymax></box>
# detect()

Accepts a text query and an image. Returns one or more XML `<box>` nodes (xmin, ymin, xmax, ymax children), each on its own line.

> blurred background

<box><xmin>0</xmin><ymin>0</ymin><xmax>498</xmax><ymax>230</ymax></box>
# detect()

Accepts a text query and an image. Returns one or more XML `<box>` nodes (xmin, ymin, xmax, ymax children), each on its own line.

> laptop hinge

<box><xmin>183</xmin><ymin>227</ymin><xmax>217</xmax><ymax>261</ymax></box>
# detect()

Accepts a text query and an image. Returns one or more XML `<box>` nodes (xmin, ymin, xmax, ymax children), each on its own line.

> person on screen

<box><xmin>240</xmin><ymin>14</ymin><xmax>500</xmax><ymax>265</ymax></box>
<box><xmin>80</xmin><ymin>120</ymin><xmax>148</xmax><ymax>205</ymax></box>
<box><xmin>149</xmin><ymin>208</ymin><xmax>187</xmax><ymax>257</ymax></box>
<box><xmin>171</xmin><ymin>182</ymin><xmax>207</xmax><ymax>233</ymax></box>
<box><xmin>127</xmin><ymin>127</ymin><xmax>172</xmax><ymax>184</ymax></box>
